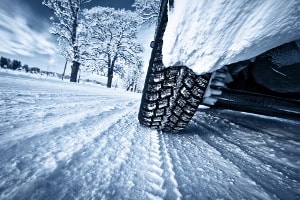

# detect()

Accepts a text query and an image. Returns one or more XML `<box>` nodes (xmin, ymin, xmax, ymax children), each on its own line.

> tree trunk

<box><xmin>69</xmin><ymin>5</ymin><xmax>80</xmax><ymax>83</ymax></box>
<box><xmin>70</xmin><ymin>61</ymin><xmax>80</xmax><ymax>82</ymax></box>
<box><xmin>134</xmin><ymin>84</ymin><xmax>137</xmax><ymax>92</ymax></box>
<box><xmin>126</xmin><ymin>84</ymin><xmax>131</xmax><ymax>91</ymax></box>
<box><xmin>62</xmin><ymin>59</ymin><xmax>68</xmax><ymax>81</ymax></box>
<box><xmin>107</xmin><ymin>54</ymin><xmax>117</xmax><ymax>88</ymax></box>
<box><xmin>107</xmin><ymin>66</ymin><xmax>113</xmax><ymax>88</ymax></box>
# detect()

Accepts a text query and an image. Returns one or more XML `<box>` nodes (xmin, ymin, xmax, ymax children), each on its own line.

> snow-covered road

<box><xmin>1</xmin><ymin>72</ymin><xmax>299</xmax><ymax>199</ymax></box>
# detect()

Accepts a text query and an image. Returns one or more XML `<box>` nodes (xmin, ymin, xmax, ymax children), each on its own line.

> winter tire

<box><xmin>139</xmin><ymin>66</ymin><xmax>210</xmax><ymax>131</ymax></box>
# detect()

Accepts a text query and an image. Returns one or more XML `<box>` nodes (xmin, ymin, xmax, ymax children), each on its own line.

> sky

<box><xmin>0</xmin><ymin>0</ymin><xmax>135</xmax><ymax>74</ymax></box>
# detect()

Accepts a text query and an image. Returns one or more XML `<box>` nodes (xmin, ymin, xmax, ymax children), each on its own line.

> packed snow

<box><xmin>162</xmin><ymin>0</ymin><xmax>300</xmax><ymax>74</ymax></box>
<box><xmin>1</xmin><ymin>71</ymin><xmax>299</xmax><ymax>199</ymax></box>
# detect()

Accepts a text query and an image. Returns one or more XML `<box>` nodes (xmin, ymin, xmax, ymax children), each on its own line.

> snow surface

<box><xmin>162</xmin><ymin>0</ymin><xmax>300</xmax><ymax>74</ymax></box>
<box><xmin>1</xmin><ymin>72</ymin><xmax>299</xmax><ymax>199</ymax></box>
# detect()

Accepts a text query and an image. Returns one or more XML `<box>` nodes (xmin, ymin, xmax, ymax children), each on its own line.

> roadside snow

<box><xmin>163</xmin><ymin>0</ymin><xmax>300</xmax><ymax>74</ymax></box>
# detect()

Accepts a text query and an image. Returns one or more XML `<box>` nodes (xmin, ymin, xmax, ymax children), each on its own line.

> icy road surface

<box><xmin>1</xmin><ymin>72</ymin><xmax>299</xmax><ymax>199</ymax></box>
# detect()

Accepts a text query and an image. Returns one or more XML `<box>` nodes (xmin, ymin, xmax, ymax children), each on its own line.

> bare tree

<box><xmin>43</xmin><ymin>0</ymin><xmax>91</xmax><ymax>82</ymax></box>
<box><xmin>82</xmin><ymin>7</ymin><xmax>144</xmax><ymax>88</ymax></box>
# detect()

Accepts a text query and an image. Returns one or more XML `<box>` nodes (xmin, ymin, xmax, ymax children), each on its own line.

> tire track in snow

<box><xmin>1</xmin><ymin>97</ymin><xmax>105</xmax><ymax>126</ymax></box>
<box><xmin>1</xmin><ymin>101</ymin><xmax>177</xmax><ymax>200</ymax></box>
<box><xmin>161</xmin><ymin>129</ymin><xmax>272</xmax><ymax>199</ymax></box>
<box><xmin>158</xmin><ymin>131</ymin><xmax>182</xmax><ymax>200</ymax></box>
<box><xmin>104</xmin><ymin>127</ymin><xmax>166</xmax><ymax>200</ymax></box>
<box><xmin>0</xmin><ymin>98</ymin><xmax>135</xmax><ymax>147</ymax></box>
<box><xmin>209</xmin><ymin>126</ymin><xmax>299</xmax><ymax>182</ymax></box>
<box><xmin>0</xmin><ymin>100</ymin><xmax>139</xmax><ymax>199</ymax></box>
<box><xmin>144</xmin><ymin>131</ymin><xmax>165</xmax><ymax>199</ymax></box>
<box><xmin>193</xmin><ymin>115</ymin><xmax>300</xmax><ymax>199</ymax></box>
<box><xmin>193</xmin><ymin>122</ymin><xmax>300</xmax><ymax>199</ymax></box>
<box><xmin>216</xmin><ymin>111</ymin><xmax>300</xmax><ymax>180</ymax></box>
<box><xmin>121</xmin><ymin>129</ymin><xmax>181</xmax><ymax>200</ymax></box>
<box><xmin>161</xmin><ymin>133</ymin><xmax>205</xmax><ymax>199</ymax></box>
<box><xmin>10</xmin><ymin>110</ymin><xmax>165</xmax><ymax>200</ymax></box>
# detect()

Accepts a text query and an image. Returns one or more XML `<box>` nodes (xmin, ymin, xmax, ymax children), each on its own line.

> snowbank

<box><xmin>162</xmin><ymin>0</ymin><xmax>300</xmax><ymax>74</ymax></box>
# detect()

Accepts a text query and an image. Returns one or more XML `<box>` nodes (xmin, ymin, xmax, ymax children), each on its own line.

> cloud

<box><xmin>0</xmin><ymin>11</ymin><xmax>57</xmax><ymax>57</ymax></box>
<box><xmin>0</xmin><ymin>0</ymin><xmax>66</xmax><ymax>73</ymax></box>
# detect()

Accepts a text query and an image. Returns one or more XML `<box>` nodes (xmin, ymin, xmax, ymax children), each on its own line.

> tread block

<box><xmin>177</xmin><ymin>97</ymin><xmax>187</xmax><ymax>108</ymax></box>
<box><xmin>147</xmin><ymin>83</ymin><xmax>162</xmax><ymax>92</ymax></box>
<box><xmin>156</xmin><ymin>108</ymin><xmax>166</xmax><ymax>117</ymax></box>
<box><xmin>153</xmin><ymin>117</ymin><xmax>163</xmax><ymax>122</ymax></box>
<box><xmin>150</xmin><ymin>72</ymin><xmax>165</xmax><ymax>82</ymax></box>
<box><xmin>158</xmin><ymin>98</ymin><xmax>169</xmax><ymax>109</ymax></box>
<box><xmin>153</xmin><ymin>62</ymin><xmax>165</xmax><ymax>71</ymax></box>
<box><xmin>142</xmin><ymin>110</ymin><xmax>154</xmax><ymax>117</ymax></box>
<box><xmin>173</xmin><ymin>106</ymin><xmax>183</xmax><ymax>116</ymax></box>
<box><xmin>142</xmin><ymin>117</ymin><xmax>152</xmax><ymax>123</ymax></box>
<box><xmin>143</xmin><ymin>102</ymin><xmax>157</xmax><ymax>111</ymax></box>
<box><xmin>187</xmin><ymin>97</ymin><xmax>201</xmax><ymax>107</ymax></box>
<box><xmin>160</xmin><ymin>88</ymin><xmax>173</xmax><ymax>98</ymax></box>
<box><xmin>152</xmin><ymin>121</ymin><xmax>160</xmax><ymax>126</ymax></box>
<box><xmin>184</xmin><ymin>76</ymin><xmax>194</xmax><ymax>88</ymax></box>
<box><xmin>165</xmin><ymin>69</ymin><xmax>180</xmax><ymax>79</ymax></box>
<box><xmin>169</xmin><ymin>115</ymin><xmax>179</xmax><ymax>123</ymax></box>
<box><xmin>191</xmin><ymin>85</ymin><xmax>205</xmax><ymax>97</ymax></box>
<box><xmin>163</xmin><ymin>78</ymin><xmax>177</xmax><ymax>87</ymax></box>
<box><xmin>145</xmin><ymin>92</ymin><xmax>159</xmax><ymax>101</ymax></box>
<box><xmin>180</xmin><ymin>87</ymin><xmax>191</xmax><ymax>98</ymax></box>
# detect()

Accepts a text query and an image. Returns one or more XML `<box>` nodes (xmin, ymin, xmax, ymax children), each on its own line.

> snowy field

<box><xmin>1</xmin><ymin>71</ymin><xmax>299</xmax><ymax>199</ymax></box>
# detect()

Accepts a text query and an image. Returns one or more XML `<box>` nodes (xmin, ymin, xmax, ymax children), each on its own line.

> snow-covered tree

<box><xmin>124</xmin><ymin>61</ymin><xmax>143</xmax><ymax>92</ymax></box>
<box><xmin>132</xmin><ymin>0</ymin><xmax>160</xmax><ymax>25</ymax></box>
<box><xmin>82</xmin><ymin>7</ymin><xmax>143</xmax><ymax>88</ymax></box>
<box><xmin>12</xmin><ymin>60</ymin><xmax>22</xmax><ymax>70</ymax></box>
<box><xmin>42</xmin><ymin>0</ymin><xmax>91</xmax><ymax>82</ymax></box>
<box><xmin>0</xmin><ymin>57</ymin><xmax>8</xmax><ymax>68</ymax></box>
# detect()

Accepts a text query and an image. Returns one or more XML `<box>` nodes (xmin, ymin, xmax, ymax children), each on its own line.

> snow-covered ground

<box><xmin>163</xmin><ymin>0</ymin><xmax>300</xmax><ymax>74</ymax></box>
<box><xmin>1</xmin><ymin>71</ymin><xmax>299</xmax><ymax>199</ymax></box>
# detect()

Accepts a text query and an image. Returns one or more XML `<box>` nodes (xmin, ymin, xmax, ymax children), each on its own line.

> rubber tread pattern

<box><xmin>139</xmin><ymin>66</ymin><xmax>210</xmax><ymax>132</ymax></box>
